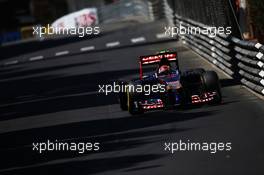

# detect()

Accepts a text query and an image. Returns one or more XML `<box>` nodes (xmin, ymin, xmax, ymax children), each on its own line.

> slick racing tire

<box><xmin>202</xmin><ymin>71</ymin><xmax>222</xmax><ymax>104</ymax></box>
<box><xmin>118</xmin><ymin>81</ymin><xmax>128</xmax><ymax>111</ymax></box>
<box><xmin>127</xmin><ymin>90</ymin><xmax>144</xmax><ymax>115</ymax></box>
<box><xmin>119</xmin><ymin>92</ymin><xmax>128</xmax><ymax>110</ymax></box>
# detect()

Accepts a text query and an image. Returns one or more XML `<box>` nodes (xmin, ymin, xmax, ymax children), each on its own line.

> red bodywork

<box><xmin>139</xmin><ymin>52</ymin><xmax>177</xmax><ymax>80</ymax></box>
<box><xmin>191</xmin><ymin>92</ymin><xmax>217</xmax><ymax>104</ymax></box>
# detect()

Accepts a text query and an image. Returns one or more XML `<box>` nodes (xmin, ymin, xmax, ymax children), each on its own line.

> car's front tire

<box><xmin>202</xmin><ymin>71</ymin><xmax>222</xmax><ymax>104</ymax></box>
<box><xmin>127</xmin><ymin>89</ymin><xmax>144</xmax><ymax>115</ymax></box>
<box><xmin>118</xmin><ymin>81</ymin><xmax>128</xmax><ymax>111</ymax></box>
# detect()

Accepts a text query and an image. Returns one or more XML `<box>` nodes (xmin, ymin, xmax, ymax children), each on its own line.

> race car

<box><xmin>118</xmin><ymin>51</ymin><xmax>222</xmax><ymax>115</ymax></box>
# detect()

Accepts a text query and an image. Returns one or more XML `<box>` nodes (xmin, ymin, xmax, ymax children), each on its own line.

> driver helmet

<box><xmin>158</xmin><ymin>57</ymin><xmax>171</xmax><ymax>75</ymax></box>
<box><xmin>158</xmin><ymin>65</ymin><xmax>170</xmax><ymax>74</ymax></box>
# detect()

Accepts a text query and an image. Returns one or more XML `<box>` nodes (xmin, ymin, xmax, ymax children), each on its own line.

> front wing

<box><xmin>139</xmin><ymin>91</ymin><xmax>218</xmax><ymax>110</ymax></box>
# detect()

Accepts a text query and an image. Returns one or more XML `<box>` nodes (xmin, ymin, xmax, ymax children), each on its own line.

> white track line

<box><xmin>156</xmin><ymin>33</ymin><xmax>169</xmax><ymax>39</ymax></box>
<box><xmin>106</xmin><ymin>41</ymin><xmax>120</xmax><ymax>48</ymax></box>
<box><xmin>55</xmin><ymin>51</ymin><xmax>69</xmax><ymax>56</ymax></box>
<box><xmin>4</xmin><ymin>60</ymin><xmax>18</xmax><ymax>65</ymax></box>
<box><xmin>80</xmin><ymin>46</ymin><xmax>95</xmax><ymax>52</ymax></box>
<box><xmin>29</xmin><ymin>56</ymin><xmax>44</xmax><ymax>61</ymax></box>
<box><xmin>131</xmin><ymin>37</ymin><xmax>146</xmax><ymax>43</ymax></box>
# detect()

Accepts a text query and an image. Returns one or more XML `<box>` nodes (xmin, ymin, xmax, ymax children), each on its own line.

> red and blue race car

<box><xmin>118</xmin><ymin>51</ymin><xmax>222</xmax><ymax>115</ymax></box>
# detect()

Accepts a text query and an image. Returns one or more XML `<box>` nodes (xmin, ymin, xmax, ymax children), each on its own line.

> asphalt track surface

<box><xmin>0</xmin><ymin>24</ymin><xmax>264</xmax><ymax>175</ymax></box>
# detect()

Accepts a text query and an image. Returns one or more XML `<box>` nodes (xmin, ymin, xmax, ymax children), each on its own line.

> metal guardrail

<box><xmin>158</xmin><ymin>0</ymin><xmax>264</xmax><ymax>95</ymax></box>
<box><xmin>173</xmin><ymin>15</ymin><xmax>264</xmax><ymax>95</ymax></box>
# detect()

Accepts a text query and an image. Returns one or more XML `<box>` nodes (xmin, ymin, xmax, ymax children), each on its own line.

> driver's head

<box><xmin>159</xmin><ymin>57</ymin><xmax>170</xmax><ymax>67</ymax></box>
<box><xmin>158</xmin><ymin>65</ymin><xmax>170</xmax><ymax>75</ymax></box>
<box><xmin>158</xmin><ymin>58</ymin><xmax>171</xmax><ymax>75</ymax></box>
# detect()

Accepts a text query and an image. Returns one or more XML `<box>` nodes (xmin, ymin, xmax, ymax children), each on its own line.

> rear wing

<box><xmin>139</xmin><ymin>52</ymin><xmax>178</xmax><ymax>79</ymax></box>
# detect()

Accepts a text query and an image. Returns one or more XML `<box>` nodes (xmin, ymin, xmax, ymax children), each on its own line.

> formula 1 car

<box><xmin>118</xmin><ymin>51</ymin><xmax>222</xmax><ymax>115</ymax></box>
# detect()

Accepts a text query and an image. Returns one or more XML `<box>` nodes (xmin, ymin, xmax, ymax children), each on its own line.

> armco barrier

<box><xmin>174</xmin><ymin>14</ymin><xmax>264</xmax><ymax>96</ymax></box>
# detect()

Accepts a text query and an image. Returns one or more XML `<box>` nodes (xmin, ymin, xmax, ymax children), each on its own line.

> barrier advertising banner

<box><xmin>52</xmin><ymin>8</ymin><xmax>98</xmax><ymax>29</ymax></box>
